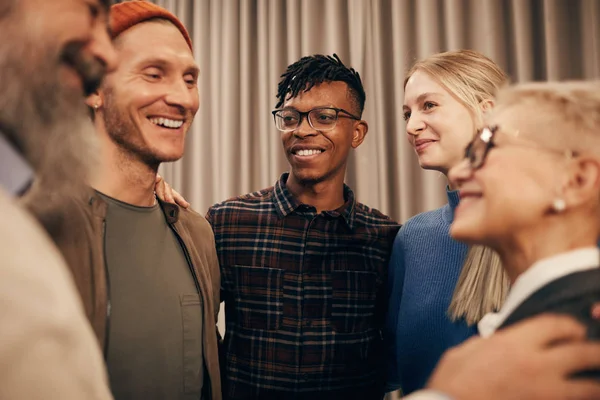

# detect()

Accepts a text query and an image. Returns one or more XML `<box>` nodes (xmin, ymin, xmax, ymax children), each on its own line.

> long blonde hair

<box><xmin>405</xmin><ymin>49</ymin><xmax>510</xmax><ymax>325</ymax></box>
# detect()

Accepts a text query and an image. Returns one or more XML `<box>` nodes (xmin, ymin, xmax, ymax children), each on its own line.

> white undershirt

<box><xmin>478</xmin><ymin>246</ymin><xmax>599</xmax><ymax>337</ymax></box>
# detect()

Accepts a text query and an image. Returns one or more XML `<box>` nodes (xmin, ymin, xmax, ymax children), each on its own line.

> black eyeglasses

<box><xmin>464</xmin><ymin>125</ymin><xmax>576</xmax><ymax>170</ymax></box>
<box><xmin>464</xmin><ymin>126</ymin><xmax>498</xmax><ymax>170</ymax></box>
<box><xmin>271</xmin><ymin>107</ymin><xmax>361</xmax><ymax>132</ymax></box>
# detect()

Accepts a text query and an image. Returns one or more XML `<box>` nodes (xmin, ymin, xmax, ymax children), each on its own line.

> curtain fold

<box><xmin>147</xmin><ymin>0</ymin><xmax>600</xmax><ymax>222</ymax></box>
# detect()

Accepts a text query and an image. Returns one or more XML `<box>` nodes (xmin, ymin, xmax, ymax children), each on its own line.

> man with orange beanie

<box><xmin>50</xmin><ymin>1</ymin><xmax>220</xmax><ymax>399</ymax></box>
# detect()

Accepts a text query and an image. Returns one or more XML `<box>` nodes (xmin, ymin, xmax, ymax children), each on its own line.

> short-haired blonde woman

<box><xmin>449</xmin><ymin>81</ymin><xmax>600</xmax><ymax>345</ymax></box>
<box><xmin>385</xmin><ymin>49</ymin><xmax>509</xmax><ymax>394</ymax></box>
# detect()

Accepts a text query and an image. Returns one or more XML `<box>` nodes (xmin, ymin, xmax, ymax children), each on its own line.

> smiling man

<box><xmin>76</xmin><ymin>1</ymin><xmax>221</xmax><ymax>399</ymax></box>
<box><xmin>207</xmin><ymin>54</ymin><xmax>400</xmax><ymax>400</ymax></box>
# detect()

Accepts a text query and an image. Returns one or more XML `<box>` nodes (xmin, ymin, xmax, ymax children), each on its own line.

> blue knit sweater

<box><xmin>384</xmin><ymin>189</ymin><xmax>477</xmax><ymax>394</ymax></box>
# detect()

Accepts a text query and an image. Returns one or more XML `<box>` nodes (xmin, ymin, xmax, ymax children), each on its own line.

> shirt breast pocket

<box><xmin>331</xmin><ymin>270</ymin><xmax>378</xmax><ymax>333</ymax></box>
<box><xmin>233</xmin><ymin>265</ymin><xmax>283</xmax><ymax>331</ymax></box>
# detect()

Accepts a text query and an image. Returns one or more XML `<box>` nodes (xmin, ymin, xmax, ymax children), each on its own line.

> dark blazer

<box><xmin>499</xmin><ymin>268</ymin><xmax>600</xmax><ymax>378</ymax></box>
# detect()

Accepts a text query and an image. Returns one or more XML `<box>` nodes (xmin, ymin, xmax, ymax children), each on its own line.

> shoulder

<box><xmin>353</xmin><ymin>201</ymin><xmax>400</xmax><ymax>230</ymax></box>
<box><xmin>210</xmin><ymin>186</ymin><xmax>274</xmax><ymax>209</ymax></box>
<box><xmin>177</xmin><ymin>205</ymin><xmax>214</xmax><ymax>236</ymax></box>
<box><xmin>401</xmin><ymin>206</ymin><xmax>446</xmax><ymax>232</ymax></box>
<box><xmin>0</xmin><ymin>190</ymin><xmax>90</xmax><ymax>338</ymax></box>
<box><xmin>0</xmin><ymin>190</ymin><xmax>58</xmax><ymax>255</ymax></box>
<box><xmin>206</xmin><ymin>186</ymin><xmax>275</xmax><ymax>221</ymax></box>
<box><xmin>390</xmin><ymin>206</ymin><xmax>453</xmax><ymax>255</ymax></box>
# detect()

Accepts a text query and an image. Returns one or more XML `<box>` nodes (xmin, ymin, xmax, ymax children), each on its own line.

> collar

<box><xmin>158</xmin><ymin>198</ymin><xmax>180</xmax><ymax>224</ymax></box>
<box><xmin>0</xmin><ymin>134</ymin><xmax>34</xmax><ymax>196</ymax></box>
<box><xmin>272</xmin><ymin>172</ymin><xmax>356</xmax><ymax>230</ymax></box>
<box><xmin>443</xmin><ymin>186</ymin><xmax>461</xmax><ymax>223</ymax></box>
<box><xmin>88</xmin><ymin>190</ymin><xmax>180</xmax><ymax>224</ymax></box>
<box><xmin>478</xmin><ymin>246</ymin><xmax>600</xmax><ymax>337</ymax></box>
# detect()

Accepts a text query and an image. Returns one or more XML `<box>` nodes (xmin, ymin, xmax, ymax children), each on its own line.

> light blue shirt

<box><xmin>0</xmin><ymin>134</ymin><xmax>34</xmax><ymax>196</ymax></box>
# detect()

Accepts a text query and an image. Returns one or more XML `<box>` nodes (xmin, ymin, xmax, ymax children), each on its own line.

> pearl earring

<box><xmin>552</xmin><ymin>198</ymin><xmax>566</xmax><ymax>212</ymax></box>
<box><xmin>94</xmin><ymin>104</ymin><xmax>100</xmax><ymax>110</ymax></box>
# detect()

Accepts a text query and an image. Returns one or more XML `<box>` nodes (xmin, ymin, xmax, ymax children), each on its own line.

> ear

<box><xmin>563</xmin><ymin>156</ymin><xmax>600</xmax><ymax>208</ymax></box>
<box><xmin>85</xmin><ymin>92</ymin><xmax>102</xmax><ymax>109</ymax></box>
<box><xmin>474</xmin><ymin>99</ymin><xmax>495</xmax><ymax>129</ymax></box>
<box><xmin>479</xmin><ymin>98</ymin><xmax>495</xmax><ymax>114</ymax></box>
<box><xmin>351</xmin><ymin>120</ymin><xmax>368</xmax><ymax>149</ymax></box>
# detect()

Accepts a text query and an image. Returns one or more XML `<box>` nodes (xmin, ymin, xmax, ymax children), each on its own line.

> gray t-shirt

<box><xmin>99</xmin><ymin>192</ymin><xmax>204</xmax><ymax>400</ymax></box>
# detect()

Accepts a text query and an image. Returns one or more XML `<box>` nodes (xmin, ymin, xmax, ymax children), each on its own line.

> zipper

<box><xmin>102</xmin><ymin>218</ymin><xmax>112</xmax><ymax>359</ymax></box>
<box><xmin>170</xmin><ymin>224</ymin><xmax>201</xmax><ymax>294</ymax></box>
<box><xmin>170</xmin><ymin>223</ymin><xmax>208</xmax><ymax>398</ymax></box>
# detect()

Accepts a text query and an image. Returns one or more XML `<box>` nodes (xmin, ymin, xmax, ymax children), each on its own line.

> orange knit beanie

<box><xmin>110</xmin><ymin>1</ymin><xmax>193</xmax><ymax>51</ymax></box>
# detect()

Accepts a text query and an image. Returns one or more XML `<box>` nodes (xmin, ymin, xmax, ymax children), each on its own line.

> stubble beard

<box><xmin>102</xmin><ymin>86</ymin><xmax>185</xmax><ymax>171</ymax></box>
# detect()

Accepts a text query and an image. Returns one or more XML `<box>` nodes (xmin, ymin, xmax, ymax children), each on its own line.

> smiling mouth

<box><xmin>292</xmin><ymin>149</ymin><xmax>324</xmax><ymax>156</ymax></box>
<box><xmin>455</xmin><ymin>193</ymin><xmax>482</xmax><ymax>217</ymax></box>
<box><xmin>414</xmin><ymin>140</ymin><xmax>436</xmax><ymax>152</ymax></box>
<box><xmin>149</xmin><ymin>117</ymin><xmax>184</xmax><ymax>129</ymax></box>
<box><xmin>459</xmin><ymin>192</ymin><xmax>483</xmax><ymax>203</ymax></box>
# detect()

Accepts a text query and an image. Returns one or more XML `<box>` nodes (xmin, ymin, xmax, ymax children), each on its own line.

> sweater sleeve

<box><xmin>384</xmin><ymin>227</ymin><xmax>407</xmax><ymax>393</ymax></box>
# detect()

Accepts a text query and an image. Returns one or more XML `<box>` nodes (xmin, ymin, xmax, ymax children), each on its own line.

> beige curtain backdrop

<box><xmin>149</xmin><ymin>0</ymin><xmax>600</xmax><ymax>223</ymax></box>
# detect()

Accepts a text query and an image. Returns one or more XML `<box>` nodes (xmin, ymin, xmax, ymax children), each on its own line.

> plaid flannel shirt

<box><xmin>206</xmin><ymin>173</ymin><xmax>400</xmax><ymax>400</ymax></box>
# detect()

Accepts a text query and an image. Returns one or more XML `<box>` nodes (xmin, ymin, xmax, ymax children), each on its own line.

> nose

<box><xmin>448</xmin><ymin>158</ymin><xmax>473</xmax><ymax>189</ymax></box>
<box><xmin>406</xmin><ymin>111</ymin><xmax>425</xmax><ymax>137</ymax></box>
<box><xmin>165</xmin><ymin>79</ymin><xmax>200</xmax><ymax>113</ymax></box>
<box><xmin>293</xmin><ymin>115</ymin><xmax>318</xmax><ymax>138</ymax></box>
<box><xmin>90</xmin><ymin>23</ymin><xmax>118</xmax><ymax>73</ymax></box>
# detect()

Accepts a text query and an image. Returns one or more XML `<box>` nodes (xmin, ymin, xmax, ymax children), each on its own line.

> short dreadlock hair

<box><xmin>275</xmin><ymin>54</ymin><xmax>366</xmax><ymax>116</ymax></box>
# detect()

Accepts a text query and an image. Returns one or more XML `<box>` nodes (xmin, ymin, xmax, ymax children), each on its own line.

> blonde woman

<box><xmin>385</xmin><ymin>49</ymin><xmax>509</xmax><ymax>394</ymax></box>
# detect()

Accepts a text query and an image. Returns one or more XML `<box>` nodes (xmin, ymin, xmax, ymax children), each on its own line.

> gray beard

<box><xmin>0</xmin><ymin>24</ymin><xmax>98</xmax><ymax>239</ymax></box>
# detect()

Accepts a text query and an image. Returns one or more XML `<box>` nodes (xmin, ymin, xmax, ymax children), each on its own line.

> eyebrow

<box><xmin>278</xmin><ymin>105</ymin><xmax>336</xmax><ymax>111</ymax></box>
<box><xmin>138</xmin><ymin>57</ymin><xmax>200</xmax><ymax>76</ymax></box>
<box><xmin>403</xmin><ymin>92</ymin><xmax>441</xmax><ymax>108</ymax></box>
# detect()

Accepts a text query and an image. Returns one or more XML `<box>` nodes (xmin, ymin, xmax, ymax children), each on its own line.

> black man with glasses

<box><xmin>206</xmin><ymin>54</ymin><xmax>399</xmax><ymax>400</ymax></box>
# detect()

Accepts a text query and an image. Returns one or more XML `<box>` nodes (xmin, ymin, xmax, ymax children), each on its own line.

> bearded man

<box><xmin>0</xmin><ymin>0</ymin><xmax>117</xmax><ymax>398</ymax></box>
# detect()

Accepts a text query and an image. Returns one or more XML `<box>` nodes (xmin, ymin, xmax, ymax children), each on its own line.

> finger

<box><xmin>172</xmin><ymin>189</ymin><xmax>190</xmax><ymax>208</ymax></box>
<box><xmin>591</xmin><ymin>303</ymin><xmax>600</xmax><ymax>320</ymax></box>
<box><xmin>155</xmin><ymin>182</ymin><xmax>165</xmax><ymax>200</ymax></box>
<box><xmin>548</xmin><ymin>342</ymin><xmax>600</xmax><ymax>374</ymax></box>
<box><xmin>154</xmin><ymin>176</ymin><xmax>166</xmax><ymax>199</ymax></box>
<box><xmin>501</xmin><ymin>314</ymin><xmax>586</xmax><ymax>348</ymax></box>
<box><xmin>164</xmin><ymin>181</ymin><xmax>175</xmax><ymax>203</ymax></box>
